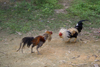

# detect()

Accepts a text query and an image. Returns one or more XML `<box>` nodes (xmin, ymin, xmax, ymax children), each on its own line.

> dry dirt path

<box><xmin>0</xmin><ymin>32</ymin><xmax>100</xmax><ymax>67</ymax></box>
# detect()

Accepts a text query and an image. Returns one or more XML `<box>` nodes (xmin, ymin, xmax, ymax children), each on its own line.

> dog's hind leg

<box><xmin>17</xmin><ymin>42</ymin><xmax>22</xmax><ymax>52</ymax></box>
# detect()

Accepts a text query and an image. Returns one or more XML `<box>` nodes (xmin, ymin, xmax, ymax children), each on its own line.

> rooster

<box><xmin>17</xmin><ymin>31</ymin><xmax>53</xmax><ymax>54</ymax></box>
<box><xmin>31</xmin><ymin>31</ymin><xmax>52</xmax><ymax>54</ymax></box>
<box><xmin>59</xmin><ymin>20</ymin><xmax>88</xmax><ymax>42</ymax></box>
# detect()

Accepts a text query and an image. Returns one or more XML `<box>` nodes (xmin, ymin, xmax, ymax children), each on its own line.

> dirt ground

<box><xmin>0</xmin><ymin>0</ymin><xmax>100</xmax><ymax>67</ymax></box>
<box><xmin>0</xmin><ymin>30</ymin><xmax>100</xmax><ymax>67</ymax></box>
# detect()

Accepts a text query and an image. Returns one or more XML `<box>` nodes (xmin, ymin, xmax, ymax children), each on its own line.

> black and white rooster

<box><xmin>59</xmin><ymin>20</ymin><xmax>88</xmax><ymax>42</ymax></box>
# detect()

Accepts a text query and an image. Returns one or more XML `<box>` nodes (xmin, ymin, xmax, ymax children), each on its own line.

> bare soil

<box><xmin>0</xmin><ymin>0</ymin><xmax>100</xmax><ymax>67</ymax></box>
<box><xmin>0</xmin><ymin>30</ymin><xmax>100</xmax><ymax>67</ymax></box>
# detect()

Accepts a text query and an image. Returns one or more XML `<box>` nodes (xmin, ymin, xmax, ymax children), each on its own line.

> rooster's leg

<box><xmin>36</xmin><ymin>42</ymin><xmax>43</xmax><ymax>55</ymax></box>
<box><xmin>73</xmin><ymin>38</ymin><xmax>77</xmax><ymax>42</ymax></box>
<box><xmin>36</xmin><ymin>46</ymin><xmax>40</xmax><ymax>55</ymax></box>
<box><xmin>31</xmin><ymin>45</ymin><xmax>35</xmax><ymax>53</ymax></box>
<box><xmin>65</xmin><ymin>38</ymin><xmax>71</xmax><ymax>43</ymax></box>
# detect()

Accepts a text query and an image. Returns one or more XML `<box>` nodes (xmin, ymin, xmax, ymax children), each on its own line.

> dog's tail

<box><xmin>16</xmin><ymin>42</ymin><xmax>22</xmax><ymax>52</ymax></box>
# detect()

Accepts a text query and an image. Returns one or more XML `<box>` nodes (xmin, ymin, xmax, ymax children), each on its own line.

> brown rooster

<box><xmin>17</xmin><ymin>31</ymin><xmax>53</xmax><ymax>54</ymax></box>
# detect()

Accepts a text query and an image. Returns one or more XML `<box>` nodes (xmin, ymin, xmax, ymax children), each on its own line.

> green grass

<box><xmin>0</xmin><ymin>0</ymin><xmax>62</xmax><ymax>33</ymax></box>
<box><xmin>66</xmin><ymin>0</ymin><xmax>100</xmax><ymax>28</ymax></box>
<box><xmin>0</xmin><ymin>0</ymin><xmax>100</xmax><ymax>34</ymax></box>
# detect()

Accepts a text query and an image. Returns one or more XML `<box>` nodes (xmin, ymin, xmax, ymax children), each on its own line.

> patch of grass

<box><xmin>0</xmin><ymin>0</ymin><xmax>100</xmax><ymax>34</ymax></box>
<box><xmin>0</xmin><ymin>0</ymin><xmax>63</xmax><ymax>33</ymax></box>
<box><xmin>95</xmin><ymin>36</ymin><xmax>100</xmax><ymax>39</ymax></box>
<box><xmin>0</xmin><ymin>38</ymin><xmax>3</xmax><ymax>41</ymax></box>
<box><xmin>66</xmin><ymin>0</ymin><xmax>100</xmax><ymax>28</ymax></box>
